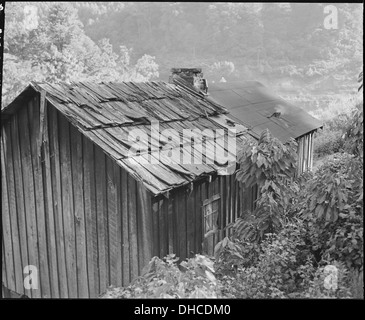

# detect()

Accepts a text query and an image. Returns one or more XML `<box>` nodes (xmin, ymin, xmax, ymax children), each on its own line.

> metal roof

<box><xmin>207</xmin><ymin>81</ymin><xmax>323</xmax><ymax>142</ymax></box>
<box><xmin>2</xmin><ymin>81</ymin><xmax>254</xmax><ymax>195</ymax></box>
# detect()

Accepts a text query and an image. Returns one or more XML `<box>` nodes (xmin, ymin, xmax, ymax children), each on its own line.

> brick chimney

<box><xmin>169</xmin><ymin>68</ymin><xmax>208</xmax><ymax>94</ymax></box>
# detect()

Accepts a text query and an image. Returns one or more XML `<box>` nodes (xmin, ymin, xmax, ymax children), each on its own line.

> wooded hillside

<box><xmin>2</xmin><ymin>2</ymin><xmax>363</xmax><ymax>110</ymax></box>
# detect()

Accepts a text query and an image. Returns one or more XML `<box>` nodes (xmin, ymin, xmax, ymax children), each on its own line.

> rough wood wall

<box><xmin>297</xmin><ymin>132</ymin><xmax>314</xmax><ymax>175</ymax></box>
<box><xmin>150</xmin><ymin>174</ymin><xmax>257</xmax><ymax>260</ymax></box>
<box><xmin>1</xmin><ymin>97</ymin><xmax>153</xmax><ymax>298</ymax></box>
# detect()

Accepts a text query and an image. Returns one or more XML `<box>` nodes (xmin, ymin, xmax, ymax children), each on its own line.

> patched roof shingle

<box><xmin>2</xmin><ymin>81</ymin><xmax>253</xmax><ymax>195</ymax></box>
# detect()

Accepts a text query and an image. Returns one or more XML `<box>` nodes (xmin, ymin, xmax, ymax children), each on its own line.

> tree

<box><xmin>233</xmin><ymin>129</ymin><xmax>298</xmax><ymax>241</ymax></box>
<box><xmin>2</xmin><ymin>2</ymin><xmax>160</xmax><ymax>107</ymax></box>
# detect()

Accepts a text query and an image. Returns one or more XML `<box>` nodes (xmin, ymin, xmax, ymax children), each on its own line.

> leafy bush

<box><xmin>214</xmin><ymin>113</ymin><xmax>363</xmax><ymax>298</ymax></box>
<box><xmin>298</xmin><ymin>261</ymin><xmax>353</xmax><ymax>299</ymax></box>
<box><xmin>214</xmin><ymin>237</ymin><xmax>261</xmax><ymax>276</ymax></box>
<box><xmin>313</xmin><ymin>129</ymin><xmax>345</xmax><ymax>158</ymax></box>
<box><xmin>348</xmin><ymin>268</ymin><xmax>364</xmax><ymax>299</ymax></box>
<box><xmin>344</xmin><ymin>101</ymin><xmax>363</xmax><ymax>157</ymax></box>
<box><xmin>235</xmin><ymin>129</ymin><xmax>298</xmax><ymax>240</ymax></box>
<box><xmin>300</xmin><ymin>153</ymin><xmax>363</xmax><ymax>270</ymax></box>
<box><xmin>215</xmin><ymin>221</ymin><xmax>354</xmax><ymax>298</ymax></box>
<box><xmin>312</xmin><ymin>98</ymin><xmax>362</xmax><ymax>159</ymax></box>
<box><xmin>100</xmin><ymin>254</ymin><xmax>222</xmax><ymax>298</ymax></box>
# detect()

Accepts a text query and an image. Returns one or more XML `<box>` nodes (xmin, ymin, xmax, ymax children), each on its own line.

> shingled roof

<box><xmin>207</xmin><ymin>81</ymin><xmax>323</xmax><ymax>142</ymax></box>
<box><xmin>2</xmin><ymin>81</ymin><xmax>253</xmax><ymax>195</ymax></box>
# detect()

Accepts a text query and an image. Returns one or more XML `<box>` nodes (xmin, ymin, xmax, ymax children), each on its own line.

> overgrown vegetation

<box><xmin>215</xmin><ymin>89</ymin><xmax>363</xmax><ymax>298</ymax></box>
<box><xmin>101</xmin><ymin>254</ymin><xmax>222</xmax><ymax>298</ymax></box>
<box><xmin>311</xmin><ymin>95</ymin><xmax>362</xmax><ymax>159</ymax></box>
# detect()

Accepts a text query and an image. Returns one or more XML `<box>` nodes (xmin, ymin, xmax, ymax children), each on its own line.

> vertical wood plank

<box><xmin>299</xmin><ymin>137</ymin><xmax>303</xmax><ymax>175</ymax></box>
<box><xmin>29</xmin><ymin>97</ymin><xmax>51</xmax><ymax>297</ymax></box>
<box><xmin>103</xmin><ymin>159</ymin><xmax>110</xmax><ymax>288</ymax></box>
<box><xmin>3</xmin><ymin>123</ymin><xmax>23</xmax><ymax>295</ymax></box>
<box><xmin>297</xmin><ymin>138</ymin><xmax>301</xmax><ymax>175</ymax></box>
<box><xmin>58</xmin><ymin>114</ymin><xmax>77</xmax><ymax>298</ymax></box>
<box><xmin>219</xmin><ymin>177</ymin><xmax>225</xmax><ymax>239</ymax></box>
<box><xmin>177</xmin><ymin>189</ymin><xmax>187</xmax><ymax>261</ymax></box>
<box><xmin>114</xmin><ymin>162</ymin><xmax>123</xmax><ymax>287</ymax></box>
<box><xmin>167</xmin><ymin>194</ymin><xmax>174</xmax><ymax>254</ymax></box>
<box><xmin>49</xmin><ymin>107</ymin><xmax>68</xmax><ymax>298</ymax></box>
<box><xmin>230</xmin><ymin>174</ymin><xmax>235</xmax><ymax>233</ymax></box>
<box><xmin>1</xmin><ymin>135</ymin><xmax>16</xmax><ymax>292</ymax></box>
<box><xmin>95</xmin><ymin>147</ymin><xmax>107</xmax><ymax>293</ymax></box>
<box><xmin>231</xmin><ymin>176</ymin><xmax>236</xmax><ymax>224</ymax></box>
<box><xmin>137</xmin><ymin>184</ymin><xmax>153</xmax><ymax>271</ymax></box>
<box><xmin>225</xmin><ymin>176</ymin><xmax>231</xmax><ymax>237</ymax></box>
<box><xmin>83</xmin><ymin>136</ymin><xmax>98</xmax><ymax>297</ymax></box>
<box><xmin>128</xmin><ymin>174</ymin><xmax>139</xmax><ymax>281</ymax></box>
<box><xmin>10</xmin><ymin>114</ymin><xmax>29</xmax><ymax>295</ymax></box>
<box><xmin>18</xmin><ymin>106</ymin><xmax>40</xmax><ymax>298</ymax></box>
<box><xmin>307</xmin><ymin>135</ymin><xmax>310</xmax><ymax>170</ymax></box>
<box><xmin>194</xmin><ymin>182</ymin><xmax>202</xmax><ymax>254</ymax></box>
<box><xmin>235</xmin><ymin>180</ymin><xmax>239</xmax><ymax>221</ymax></box>
<box><xmin>152</xmin><ymin>199</ymin><xmax>160</xmax><ymax>257</ymax></box>
<box><xmin>200</xmin><ymin>181</ymin><xmax>207</xmax><ymax>254</ymax></box>
<box><xmin>307</xmin><ymin>134</ymin><xmax>311</xmax><ymax>171</ymax></box>
<box><xmin>160</xmin><ymin>198</ymin><xmax>168</xmax><ymax>257</ymax></box>
<box><xmin>215</xmin><ymin>177</ymin><xmax>221</xmax><ymax>243</ymax></box>
<box><xmin>303</xmin><ymin>136</ymin><xmax>307</xmax><ymax>171</ymax></box>
<box><xmin>121</xmin><ymin>168</ymin><xmax>130</xmax><ymax>285</ymax></box>
<box><xmin>303</xmin><ymin>136</ymin><xmax>306</xmax><ymax>173</ymax></box>
<box><xmin>136</xmin><ymin>182</ymin><xmax>144</xmax><ymax>272</ymax></box>
<box><xmin>308</xmin><ymin>134</ymin><xmax>311</xmax><ymax>170</ymax></box>
<box><xmin>207</xmin><ymin>177</ymin><xmax>215</xmax><ymax>256</ymax></box>
<box><xmin>309</xmin><ymin>133</ymin><xmax>313</xmax><ymax>170</ymax></box>
<box><xmin>172</xmin><ymin>192</ymin><xmax>179</xmax><ymax>258</ymax></box>
<box><xmin>42</xmin><ymin>103</ymin><xmax>59</xmax><ymax>298</ymax></box>
<box><xmin>2</xmin><ymin>235</ymin><xmax>8</xmax><ymax>289</ymax></box>
<box><xmin>187</xmin><ymin>186</ymin><xmax>195</xmax><ymax>258</ymax></box>
<box><xmin>106</xmin><ymin>157</ymin><xmax>118</xmax><ymax>287</ymax></box>
<box><xmin>70</xmin><ymin>125</ymin><xmax>88</xmax><ymax>298</ymax></box>
<box><xmin>216</xmin><ymin>178</ymin><xmax>221</xmax><ymax>244</ymax></box>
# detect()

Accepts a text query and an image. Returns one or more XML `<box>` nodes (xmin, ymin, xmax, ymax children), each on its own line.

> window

<box><xmin>202</xmin><ymin>194</ymin><xmax>220</xmax><ymax>238</ymax></box>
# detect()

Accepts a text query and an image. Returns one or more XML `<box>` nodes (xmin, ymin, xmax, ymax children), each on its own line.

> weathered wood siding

<box><xmin>1</xmin><ymin>96</ymin><xmax>153</xmax><ymax>298</ymax></box>
<box><xmin>297</xmin><ymin>132</ymin><xmax>314</xmax><ymax>175</ymax></box>
<box><xmin>150</xmin><ymin>174</ymin><xmax>257</xmax><ymax>259</ymax></box>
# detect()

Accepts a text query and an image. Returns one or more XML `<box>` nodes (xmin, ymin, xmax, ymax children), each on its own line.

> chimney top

<box><xmin>171</xmin><ymin>68</ymin><xmax>202</xmax><ymax>75</ymax></box>
<box><xmin>169</xmin><ymin>67</ymin><xmax>208</xmax><ymax>94</ymax></box>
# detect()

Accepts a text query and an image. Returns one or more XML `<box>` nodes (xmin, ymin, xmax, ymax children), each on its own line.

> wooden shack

<box><xmin>1</xmin><ymin>80</ymin><xmax>258</xmax><ymax>298</ymax></box>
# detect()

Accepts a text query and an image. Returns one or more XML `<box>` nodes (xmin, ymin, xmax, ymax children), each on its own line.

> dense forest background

<box><xmin>2</xmin><ymin>2</ymin><xmax>363</xmax><ymax>110</ymax></box>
